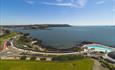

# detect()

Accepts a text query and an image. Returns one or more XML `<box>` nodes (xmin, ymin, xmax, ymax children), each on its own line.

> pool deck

<box><xmin>82</xmin><ymin>44</ymin><xmax>115</xmax><ymax>52</ymax></box>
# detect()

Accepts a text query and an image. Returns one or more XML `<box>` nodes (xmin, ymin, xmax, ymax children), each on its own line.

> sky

<box><xmin>0</xmin><ymin>0</ymin><xmax>115</xmax><ymax>26</ymax></box>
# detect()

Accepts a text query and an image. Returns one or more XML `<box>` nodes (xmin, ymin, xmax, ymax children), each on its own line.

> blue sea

<box><xmin>13</xmin><ymin>26</ymin><xmax>115</xmax><ymax>49</ymax></box>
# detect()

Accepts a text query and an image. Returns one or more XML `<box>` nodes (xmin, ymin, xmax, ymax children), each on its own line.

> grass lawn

<box><xmin>0</xmin><ymin>59</ymin><xmax>93</xmax><ymax>70</ymax></box>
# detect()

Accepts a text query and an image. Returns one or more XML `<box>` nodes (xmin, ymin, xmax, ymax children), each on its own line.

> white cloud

<box><xmin>25</xmin><ymin>0</ymin><xmax>35</xmax><ymax>5</ymax></box>
<box><xmin>42</xmin><ymin>2</ymin><xmax>78</xmax><ymax>7</ymax></box>
<box><xmin>79</xmin><ymin>0</ymin><xmax>87</xmax><ymax>7</ymax></box>
<box><xmin>96</xmin><ymin>1</ymin><xmax>105</xmax><ymax>5</ymax></box>
<box><xmin>42</xmin><ymin>0</ymin><xmax>87</xmax><ymax>8</ymax></box>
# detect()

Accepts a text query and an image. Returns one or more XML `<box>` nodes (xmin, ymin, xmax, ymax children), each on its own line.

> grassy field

<box><xmin>0</xmin><ymin>59</ymin><xmax>93</xmax><ymax>70</ymax></box>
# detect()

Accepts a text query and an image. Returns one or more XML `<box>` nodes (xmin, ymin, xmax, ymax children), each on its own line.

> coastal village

<box><xmin>1</xmin><ymin>0</ymin><xmax>114</xmax><ymax>70</ymax></box>
<box><xmin>0</xmin><ymin>26</ymin><xmax>115</xmax><ymax>70</ymax></box>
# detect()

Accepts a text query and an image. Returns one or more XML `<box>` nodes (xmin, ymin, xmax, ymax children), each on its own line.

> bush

<box><xmin>52</xmin><ymin>55</ymin><xmax>84</xmax><ymax>61</ymax></box>
<box><xmin>30</xmin><ymin>56</ymin><xmax>36</xmax><ymax>60</ymax></box>
<box><xmin>72</xmin><ymin>47</ymin><xmax>83</xmax><ymax>52</ymax></box>
<box><xmin>40</xmin><ymin>58</ymin><xmax>46</xmax><ymax>61</ymax></box>
<box><xmin>20</xmin><ymin>56</ymin><xmax>27</xmax><ymax>60</ymax></box>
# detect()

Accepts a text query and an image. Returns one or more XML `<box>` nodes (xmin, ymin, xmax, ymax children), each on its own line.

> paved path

<box><xmin>6</xmin><ymin>37</ymin><xmax>84</xmax><ymax>56</ymax></box>
<box><xmin>0</xmin><ymin>40</ymin><xmax>82</xmax><ymax>56</ymax></box>
<box><xmin>93</xmin><ymin>59</ymin><xmax>109</xmax><ymax>70</ymax></box>
<box><xmin>0</xmin><ymin>45</ymin><xmax>21</xmax><ymax>57</ymax></box>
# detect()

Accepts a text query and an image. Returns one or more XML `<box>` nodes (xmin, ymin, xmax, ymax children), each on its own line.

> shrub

<box><xmin>30</xmin><ymin>56</ymin><xmax>36</xmax><ymax>60</ymax></box>
<box><xmin>52</xmin><ymin>55</ymin><xmax>84</xmax><ymax>61</ymax></box>
<box><xmin>20</xmin><ymin>56</ymin><xmax>27</xmax><ymax>60</ymax></box>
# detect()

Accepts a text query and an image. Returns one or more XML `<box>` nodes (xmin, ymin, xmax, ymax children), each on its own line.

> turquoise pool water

<box><xmin>87</xmin><ymin>45</ymin><xmax>112</xmax><ymax>52</ymax></box>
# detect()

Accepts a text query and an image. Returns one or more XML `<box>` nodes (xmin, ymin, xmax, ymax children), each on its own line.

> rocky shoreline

<box><xmin>15</xmin><ymin>32</ymin><xmax>101</xmax><ymax>52</ymax></box>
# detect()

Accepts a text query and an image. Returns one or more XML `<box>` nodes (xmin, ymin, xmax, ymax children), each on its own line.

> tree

<box><xmin>20</xmin><ymin>56</ymin><xmax>27</xmax><ymax>60</ymax></box>
<box><xmin>5</xmin><ymin>30</ymin><xmax>10</xmax><ymax>34</ymax></box>
<box><xmin>30</xmin><ymin>56</ymin><xmax>36</xmax><ymax>60</ymax></box>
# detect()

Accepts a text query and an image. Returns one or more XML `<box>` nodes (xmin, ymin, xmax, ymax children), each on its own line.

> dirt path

<box><xmin>93</xmin><ymin>59</ymin><xmax>109</xmax><ymax>70</ymax></box>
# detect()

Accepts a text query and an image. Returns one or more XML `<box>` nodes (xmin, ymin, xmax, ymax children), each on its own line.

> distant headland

<box><xmin>0</xmin><ymin>24</ymin><xmax>71</xmax><ymax>29</ymax></box>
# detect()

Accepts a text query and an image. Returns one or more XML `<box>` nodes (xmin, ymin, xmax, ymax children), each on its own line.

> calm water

<box><xmin>13</xmin><ymin>26</ymin><xmax>115</xmax><ymax>49</ymax></box>
<box><xmin>87</xmin><ymin>45</ymin><xmax>112</xmax><ymax>52</ymax></box>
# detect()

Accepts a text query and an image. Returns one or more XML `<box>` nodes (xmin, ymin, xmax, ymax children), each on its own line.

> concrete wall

<box><xmin>0</xmin><ymin>56</ymin><xmax>52</xmax><ymax>61</ymax></box>
<box><xmin>0</xmin><ymin>56</ymin><xmax>20</xmax><ymax>60</ymax></box>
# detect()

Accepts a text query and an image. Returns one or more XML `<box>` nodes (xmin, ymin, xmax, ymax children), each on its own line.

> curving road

<box><xmin>10</xmin><ymin>40</ymin><xmax>81</xmax><ymax>55</ymax></box>
<box><xmin>9</xmin><ymin>36</ymin><xmax>83</xmax><ymax>56</ymax></box>
<box><xmin>0</xmin><ymin>36</ymin><xmax>85</xmax><ymax>56</ymax></box>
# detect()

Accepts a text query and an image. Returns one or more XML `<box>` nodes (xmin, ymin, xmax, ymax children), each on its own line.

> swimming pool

<box><xmin>86</xmin><ymin>44</ymin><xmax>112</xmax><ymax>53</ymax></box>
